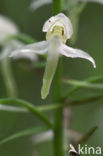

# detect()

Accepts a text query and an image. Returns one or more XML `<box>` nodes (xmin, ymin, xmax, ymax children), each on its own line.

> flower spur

<box><xmin>10</xmin><ymin>13</ymin><xmax>96</xmax><ymax>99</ymax></box>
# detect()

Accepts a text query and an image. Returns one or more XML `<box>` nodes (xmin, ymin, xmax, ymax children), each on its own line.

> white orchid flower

<box><xmin>10</xmin><ymin>13</ymin><xmax>96</xmax><ymax>99</ymax></box>
<box><xmin>0</xmin><ymin>15</ymin><xmax>18</xmax><ymax>45</ymax></box>
<box><xmin>0</xmin><ymin>15</ymin><xmax>37</xmax><ymax>61</ymax></box>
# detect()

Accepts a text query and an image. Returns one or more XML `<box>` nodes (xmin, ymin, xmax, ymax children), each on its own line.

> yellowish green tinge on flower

<box><xmin>10</xmin><ymin>13</ymin><xmax>96</xmax><ymax>99</ymax></box>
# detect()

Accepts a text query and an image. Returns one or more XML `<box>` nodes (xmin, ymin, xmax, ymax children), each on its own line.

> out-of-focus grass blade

<box><xmin>0</xmin><ymin>126</ymin><xmax>51</xmax><ymax>145</ymax></box>
<box><xmin>0</xmin><ymin>94</ymin><xmax>103</xmax><ymax>114</ymax></box>
<box><xmin>0</xmin><ymin>98</ymin><xmax>53</xmax><ymax>128</ymax></box>
<box><xmin>63</xmin><ymin>79</ymin><xmax>103</xmax><ymax>90</ymax></box>
<box><xmin>69</xmin><ymin>94</ymin><xmax>103</xmax><ymax>106</ymax></box>
<box><xmin>75</xmin><ymin>126</ymin><xmax>98</xmax><ymax>146</ymax></box>
<box><xmin>0</xmin><ymin>104</ymin><xmax>28</xmax><ymax>112</ymax></box>
<box><xmin>63</xmin><ymin>76</ymin><xmax>103</xmax><ymax>98</ymax></box>
<box><xmin>85</xmin><ymin>76</ymin><xmax>103</xmax><ymax>83</ymax></box>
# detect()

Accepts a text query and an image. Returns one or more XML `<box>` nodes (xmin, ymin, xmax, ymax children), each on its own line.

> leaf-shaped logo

<box><xmin>68</xmin><ymin>144</ymin><xmax>78</xmax><ymax>154</ymax></box>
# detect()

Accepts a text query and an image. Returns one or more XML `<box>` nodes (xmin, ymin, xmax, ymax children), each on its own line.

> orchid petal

<box><xmin>10</xmin><ymin>41</ymin><xmax>48</xmax><ymax>59</ymax></box>
<box><xmin>30</xmin><ymin>0</ymin><xmax>51</xmax><ymax>11</ymax></box>
<box><xmin>43</xmin><ymin>13</ymin><xmax>73</xmax><ymax>39</ymax></box>
<box><xmin>11</xmin><ymin>51</ymin><xmax>38</xmax><ymax>62</ymax></box>
<box><xmin>60</xmin><ymin>44</ymin><xmax>96</xmax><ymax>68</ymax></box>
<box><xmin>0</xmin><ymin>41</ymin><xmax>23</xmax><ymax>60</ymax></box>
<box><xmin>0</xmin><ymin>15</ymin><xmax>18</xmax><ymax>34</ymax></box>
<box><xmin>0</xmin><ymin>15</ymin><xmax>18</xmax><ymax>44</ymax></box>
<box><xmin>0</xmin><ymin>47</ymin><xmax>12</xmax><ymax>60</ymax></box>
<box><xmin>41</xmin><ymin>35</ymin><xmax>61</xmax><ymax>99</ymax></box>
<box><xmin>32</xmin><ymin>130</ymin><xmax>53</xmax><ymax>144</ymax></box>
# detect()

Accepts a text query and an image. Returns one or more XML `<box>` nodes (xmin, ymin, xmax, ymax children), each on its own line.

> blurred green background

<box><xmin>0</xmin><ymin>0</ymin><xmax>103</xmax><ymax>156</ymax></box>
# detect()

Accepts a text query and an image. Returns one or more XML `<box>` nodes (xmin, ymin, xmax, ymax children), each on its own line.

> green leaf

<box><xmin>0</xmin><ymin>98</ymin><xmax>53</xmax><ymax>128</ymax></box>
<box><xmin>0</xmin><ymin>94</ymin><xmax>103</xmax><ymax>115</ymax></box>
<box><xmin>63</xmin><ymin>75</ymin><xmax>103</xmax><ymax>99</ymax></box>
<box><xmin>63</xmin><ymin>79</ymin><xmax>103</xmax><ymax>90</ymax></box>
<box><xmin>75</xmin><ymin>126</ymin><xmax>98</xmax><ymax>146</ymax></box>
<box><xmin>0</xmin><ymin>104</ymin><xmax>28</xmax><ymax>112</ymax></box>
<box><xmin>69</xmin><ymin>94</ymin><xmax>103</xmax><ymax>106</ymax></box>
<box><xmin>0</xmin><ymin>126</ymin><xmax>51</xmax><ymax>145</ymax></box>
<box><xmin>39</xmin><ymin>94</ymin><xmax>103</xmax><ymax>111</ymax></box>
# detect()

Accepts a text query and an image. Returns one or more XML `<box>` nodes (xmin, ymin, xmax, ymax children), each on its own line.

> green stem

<box><xmin>53</xmin><ymin>0</ymin><xmax>63</xmax><ymax>15</ymax></box>
<box><xmin>1</xmin><ymin>57</ymin><xmax>17</xmax><ymax>98</ymax></box>
<box><xmin>53</xmin><ymin>59</ymin><xmax>63</xmax><ymax>156</ymax></box>
<box><xmin>52</xmin><ymin>0</ymin><xmax>64</xmax><ymax>155</ymax></box>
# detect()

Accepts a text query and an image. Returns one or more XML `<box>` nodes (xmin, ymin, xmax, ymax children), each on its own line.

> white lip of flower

<box><xmin>0</xmin><ymin>15</ymin><xmax>37</xmax><ymax>62</ymax></box>
<box><xmin>10</xmin><ymin>13</ymin><xmax>96</xmax><ymax>99</ymax></box>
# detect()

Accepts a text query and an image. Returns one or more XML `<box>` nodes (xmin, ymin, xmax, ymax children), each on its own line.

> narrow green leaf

<box><xmin>0</xmin><ymin>98</ymin><xmax>53</xmax><ymax>128</ymax></box>
<box><xmin>63</xmin><ymin>79</ymin><xmax>103</xmax><ymax>90</ymax></box>
<box><xmin>0</xmin><ymin>104</ymin><xmax>28</xmax><ymax>112</ymax></box>
<box><xmin>0</xmin><ymin>92</ymin><xmax>103</xmax><ymax>120</ymax></box>
<box><xmin>63</xmin><ymin>75</ymin><xmax>103</xmax><ymax>99</ymax></box>
<box><xmin>0</xmin><ymin>126</ymin><xmax>51</xmax><ymax>145</ymax></box>
<box><xmin>75</xmin><ymin>126</ymin><xmax>98</xmax><ymax>146</ymax></box>
<box><xmin>0</xmin><ymin>94</ymin><xmax>103</xmax><ymax>114</ymax></box>
<box><xmin>69</xmin><ymin>94</ymin><xmax>103</xmax><ymax>106</ymax></box>
<box><xmin>40</xmin><ymin>94</ymin><xmax>103</xmax><ymax>110</ymax></box>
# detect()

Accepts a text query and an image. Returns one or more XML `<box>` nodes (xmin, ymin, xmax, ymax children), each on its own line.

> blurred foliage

<box><xmin>0</xmin><ymin>0</ymin><xmax>103</xmax><ymax>156</ymax></box>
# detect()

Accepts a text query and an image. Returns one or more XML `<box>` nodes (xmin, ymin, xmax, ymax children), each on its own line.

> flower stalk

<box><xmin>52</xmin><ymin>0</ymin><xmax>64</xmax><ymax>156</ymax></box>
<box><xmin>53</xmin><ymin>59</ymin><xmax>63</xmax><ymax>156</ymax></box>
<box><xmin>1</xmin><ymin>54</ymin><xmax>17</xmax><ymax>98</ymax></box>
<box><xmin>53</xmin><ymin>0</ymin><xmax>63</xmax><ymax>15</ymax></box>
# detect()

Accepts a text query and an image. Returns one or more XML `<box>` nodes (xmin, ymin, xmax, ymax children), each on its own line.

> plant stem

<box><xmin>53</xmin><ymin>59</ymin><xmax>63</xmax><ymax>156</ymax></box>
<box><xmin>1</xmin><ymin>57</ymin><xmax>17</xmax><ymax>98</ymax></box>
<box><xmin>53</xmin><ymin>0</ymin><xmax>63</xmax><ymax>15</ymax></box>
<box><xmin>52</xmin><ymin>0</ymin><xmax>64</xmax><ymax>155</ymax></box>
